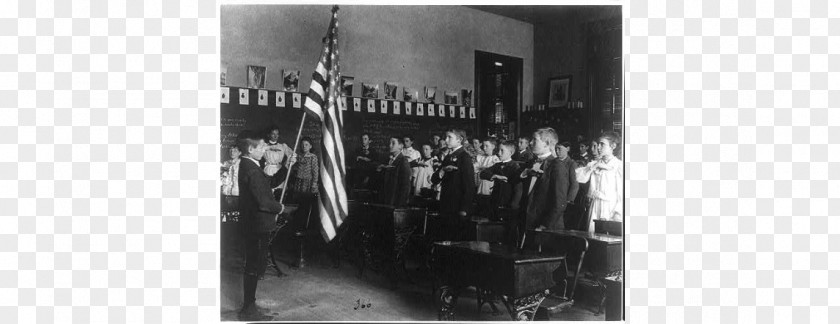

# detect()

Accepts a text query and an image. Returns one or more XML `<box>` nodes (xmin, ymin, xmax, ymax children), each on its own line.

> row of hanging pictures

<box><xmin>221</xmin><ymin>64</ymin><xmax>473</xmax><ymax>107</ymax></box>
<box><xmin>220</xmin><ymin>86</ymin><xmax>477</xmax><ymax>119</ymax></box>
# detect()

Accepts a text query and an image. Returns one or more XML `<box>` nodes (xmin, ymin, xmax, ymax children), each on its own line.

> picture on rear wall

<box><xmin>362</xmin><ymin>82</ymin><xmax>379</xmax><ymax>99</ymax></box>
<box><xmin>548</xmin><ymin>75</ymin><xmax>571</xmax><ymax>108</ymax></box>
<box><xmin>444</xmin><ymin>91</ymin><xmax>458</xmax><ymax>105</ymax></box>
<box><xmin>283</xmin><ymin>69</ymin><xmax>300</xmax><ymax>92</ymax></box>
<box><xmin>384</xmin><ymin>82</ymin><xmax>399</xmax><ymax>100</ymax></box>
<box><xmin>403</xmin><ymin>87</ymin><xmax>418</xmax><ymax>102</ymax></box>
<box><xmin>424</xmin><ymin>86</ymin><xmax>436</xmax><ymax>104</ymax></box>
<box><xmin>221</xmin><ymin>63</ymin><xmax>228</xmax><ymax>86</ymax></box>
<box><xmin>341</xmin><ymin>76</ymin><xmax>354</xmax><ymax>96</ymax></box>
<box><xmin>247</xmin><ymin>65</ymin><xmax>266</xmax><ymax>89</ymax></box>
<box><xmin>461</xmin><ymin>89</ymin><xmax>472</xmax><ymax>107</ymax></box>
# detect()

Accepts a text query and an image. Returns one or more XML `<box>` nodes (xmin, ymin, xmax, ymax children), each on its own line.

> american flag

<box><xmin>303</xmin><ymin>6</ymin><xmax>348</xmax><ymax>241</ymax></box>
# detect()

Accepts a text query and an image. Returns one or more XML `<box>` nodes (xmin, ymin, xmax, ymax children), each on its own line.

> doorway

<box><xmin>474</xmin><ymin>51</ymin><xmax>523</xmax><ymax>140</ymax></box>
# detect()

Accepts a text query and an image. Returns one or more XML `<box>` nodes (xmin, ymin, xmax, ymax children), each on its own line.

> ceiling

<box><xmin>464</xmin><ymin>5</ymin><xmax>576</xmax><ymax>24</ymax></box>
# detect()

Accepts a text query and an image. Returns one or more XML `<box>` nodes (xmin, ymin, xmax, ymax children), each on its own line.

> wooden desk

<box><xmin>529</xmin><ymin>229</ymin><xmax>622</xmax><ymax>275</ymax></box>
<box><xmin>431</xmin><ymin>241</ymin><xmax>565</xmax><ymax>321</ymax></box>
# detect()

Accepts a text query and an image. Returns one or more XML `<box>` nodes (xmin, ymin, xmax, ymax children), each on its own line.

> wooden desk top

<box><xmin>433</xmin><ymin>241</ymin><xmax>564</xmax><ymax>264</ymax></box>
<box><xmin>531</xmin><ymin>229</ymin><xmax>623</xmax><ymax>244</ymax></box>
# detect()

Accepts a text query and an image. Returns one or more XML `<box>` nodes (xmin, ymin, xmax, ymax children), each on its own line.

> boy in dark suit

<box><xmin>555</xmin><ymin>141</ymin><xmax>580</xmax><ymax>230</ymax></box>
<box><xmin>431</xmin><ymin>129</ymin><xmax>476</xmax><ymax>240</ymax></box>
<box><xmin>519</xmin><ymin>128</ymin><xmax>571</xmax><ymax>236</ymax></box>
<box><xmin>480</xmin><ymin>140</ymin><xmax>523</xmax><ymax>245</ymax></box>
<box><xmin>512</xmin><ymin>136</ymin><xmax>536</xmax><ymax>166</ymax></box>
<box><xmin>236</xmin><ymin>130</ymin><xmax>295</xmax><ymax>321</ymax></box>
<box><xmin>377</xmin><ymin>136</ymin><xmax>412</xmax><ymax>208</ymax></box>
<box><xmin>350</xmin><ymin>133</ymin><xmax>380</xmax><ymax>192</ymax></box>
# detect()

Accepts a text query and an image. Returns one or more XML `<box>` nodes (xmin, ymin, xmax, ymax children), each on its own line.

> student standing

<box><xmin>576</xmin><ymin>132</ymin><xmax>623</xmax><ymax>233</ymax></box>
<box><xmin>412</xmin><ymin>144</ymin><xmax>439</xmax><ymax>198</ymax></box>
<box><xmin>431</xmin><ymin>129</ymin><xmax>476</xmax><ymax>240</ymax></box>
<box><xmin>474</xmin><ymin>138</ymin><xmax>500</xmax><ymax>217</ymax></box>
<box><xmin>263</xmin><ymin>126</ymin><xmax>294</xmax><ymax>177</ymax></box>
<box><xmin>235</xmin><ymin>130</ymin><xmax>294</xmax><ymax>321</ymax></box>
<box><xmin>379</xmin><ymin>136</ymin><xmax>412</xmax><ymax>208</ymax></box>
<box><xmin>519</xmin><ymin>128</ymin><xmax>571</xmax><ymax>232</ymax></box>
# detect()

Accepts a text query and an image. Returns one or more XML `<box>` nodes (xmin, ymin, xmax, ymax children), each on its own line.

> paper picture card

<box><xmin>461</xmin><ymin>89</ymin><xmax>472</xmax><ymax>107</ymax></box>
<box><xmin>341</xmin><ymin>76</ymin><xmax>354</xmax><ymax>97</ymax></box>
<box><xmin>353</xmin><ymin>98</ymin><xmax>361</xmax><ymax>112</ymax></box>
<box><xmin>384</xmin><ymin>82</ymin><xmax>399</xmax><ymax>100</ymax></box>
<box><xmin>405</xmin><ymin>102</ymin><xmax>413</xmax><ymax>115</ymax></box>
<box><xmin>415</xmin><ymin>103</ymin><xmax>424</xmax><ymax>116</ymax></box>
<box><xmin>425</xmin><ymin>86</ymin><xmax>437</xmax><ymax>103</ymax></box>
<box><xmin>221</xmin><ymin>87</ymin><xmax>229</xmax><ymax>103</ymax></box>
<box><xmin>438</xmin><ymin>105</ymin><xmax>445</xmax><ymax>117</ymax></box>
<box><xmin>247</xmin><ymin>65</ymin><xmax>266</xmax><ymax>89</ymax></box>
<box><xmin>380</xmin><ymin>100</ymin><xmax>388</xmax><ymax>114</ymax></box>
<box><xmin>362</xmin><ymin>83</ymin><xmax>379</xmax><ymax>99</ymax></box>
<box><xmin>239</xmin><ymin>88</ymin><xmax>249</xmax><ymax>105</ymax></box>
<box><xmin>341</xmin><ymin>97</ymin><xmax>348</xmax><ymax>111</ymax></box>
<box><xmin>276</xmin><ymin>91</ymin><xmax>286</xmax><ymax>107</ymax></box>
<box><xmin>292</xmin><ymin>93</ymin><xmax>302</xmax><ymax>108</ymax></box>
<box><xmin>283</xmin><ymin>70</ymin><xmax>300</xmax><ymax>92</ymax></box>
<box><xmin>459</xmin><ymin>106</ymin><xmax>466</xmax><ymax>118</ymax></box>
<box><xmin>449</xmin><ymin>105</ymin><xmax>455</xmax><ymax>118</ymax></box>
<box><xmin>469</xmin><ymin>107</ymin><xmax>476</xmax><ymax>119</ymax></box>
<box><xmin>393</xmin><ymin>101</ymin><xmax>401</xmax><ymax>115</ymax></box>
<box><xmin>403</xmin><ymin>88</ymin><xmax>418</xmax><ymax>102</ymax></box>
<box><xmin>367</xmin><ymin>99</ymin><xmax>375</xmax><ymax>112</ymax></box>
<box><xmin>258</xmin><ymin>90</ymin><xmax>268</xmax><ymax>106</ymax></box>
<box><xmin>444</xmin><ymin>91</ymin><xmax>458</xmax><ymax>105</ymax></box>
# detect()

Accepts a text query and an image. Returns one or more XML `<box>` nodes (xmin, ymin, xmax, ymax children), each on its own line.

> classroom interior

<box><xmin>220</xmin><ymin>5</ymin><xmax>623</xmax><ymax>322</ymax></box>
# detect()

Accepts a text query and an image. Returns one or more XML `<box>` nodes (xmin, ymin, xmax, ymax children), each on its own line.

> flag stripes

<box><xmin>304</xmin><ymin>7</ymin><xmax>348</xmax><ymax>241</ymax></box>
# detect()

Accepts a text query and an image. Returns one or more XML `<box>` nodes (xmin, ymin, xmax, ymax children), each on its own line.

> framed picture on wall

<box><xmin>547</xmin><ymin>75</ymin><xmax>572</xmax><ymax>108</ymax></box>
<box><xmin>247</xmin><ymin>65</ymin><xmax>266</xmax><ymax>89</ymax></box>
<box><xmin>384</xmin><ymin>82</ymin><xmax>399</xmax><ymax>100</ymax></box>
<box><xmin>283</xmin><ymin>69</ymin><xmax>300</xmax><ymax>92</ymax></box>
<box><xmin>341</xmin><ymin>76</ymin><xmax>354</xmax><ymax>96</ymax></box>
<box><xmin>362</xmin><ymin>83</ymin><xmax>379</xmax><ymax>99</ymax></box>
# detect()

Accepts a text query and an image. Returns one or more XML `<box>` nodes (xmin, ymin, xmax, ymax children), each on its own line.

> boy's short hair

<box><xmin>499</xmin><ymin>140</ymin><xmax>516</xmax><ymax>152</ymax></box>
<box><xmin>402</xmin><ymin>135</ymin><xmax>414</xmax><ymax>142</ymax></box>
<box><xmin>533</xmin><ymin>127</ymin><xmax>558</xmax><ymax>147</ymax></box>
<box><xmin>446</xmin><ymin>129</ymin><xmax>467</xmax><ymax>144</ymax></box>
<box><xmin>559</xmin><ymin>141</ymin><xmax>571</xmax><ymax>148</ymax></box>
<box><xmin>236</xmin><ymin>130</ymin><xmax>263</xmax><ymax>155</ymax></box>
<box><xmin>389</xmin><ymin>136</ymin><xmax>405</xmax><ymax>146</ymax></box>
<box><xmin>517</xmin><ymin>135</ymin><xmax>531</xmax><ymax>142</ymax></box>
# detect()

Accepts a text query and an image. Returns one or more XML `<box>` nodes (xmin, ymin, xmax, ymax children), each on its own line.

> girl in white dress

<box><xmin>576</xmin><ymin>132</ymin><xmax>623</xmax><ymax>233</ymax></box>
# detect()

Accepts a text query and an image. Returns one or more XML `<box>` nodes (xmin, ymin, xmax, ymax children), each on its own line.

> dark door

<box><xmin>475</xmin><ymin>51</ymin><xmax>523</xmax><ymax>140</ymax></box>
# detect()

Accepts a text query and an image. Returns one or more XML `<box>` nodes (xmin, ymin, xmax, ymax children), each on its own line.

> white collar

<box><xmin>537</xmin><ymin>152</ymin><xmax>552</xmax><ymax>160</ymax></box>
<box><xmin>243</xmin><ymin>156</ymin><xmax>260</xmax><ymax>166</ymax></box>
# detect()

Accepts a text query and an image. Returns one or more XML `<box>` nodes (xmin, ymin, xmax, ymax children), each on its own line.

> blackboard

<box><xmin>220</xmin><ymin>87</ymin><xmax>476</xmax><ymax>162</ymax></box>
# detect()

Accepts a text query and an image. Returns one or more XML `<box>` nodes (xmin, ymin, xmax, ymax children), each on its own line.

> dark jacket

<box><xmin>479</xmin><ymin>159</ymin><xmax>523</xmax><ymax>209</ymax></box>
<box><xmin>379</xmin><ymin>153</ymin><xmax>412</xmax><ymax>207</ymax></box>
<box><xmin>238</xmin><ymin>157</ymin><xmax>289</xmax><ymax>233</ymax></box>
<box><xmin>557</xmin><ymin>156</ymin><xmax>579</xmax><ymax>204</ymax></box>
<box><xmin>431</xmin><ymin>147</ymin><xmax>476</xmax><ymax>216</ymax></box>
<box><xmin>512</xmin><ymin>149</ymin><xmax>536</xmax><ymax>166</ymax></box>
<box><xmin>520</xmin><ymin>155</ymin><xmax>570</xmax><ymax>230</ymax></box>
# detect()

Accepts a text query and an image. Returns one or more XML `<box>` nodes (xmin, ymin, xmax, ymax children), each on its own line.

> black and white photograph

<box><xmin>220</xmin><ymin>4</ymin><xmax>623</xmax><ymax>322</ymax></box>
<box><xmin>403</xmin><ymin>87</ymin><xmax>418</xmax><ymax>102</ymax></box>
<box><xmin>444</xmin><ymin>90</ymin><xmax>458</xmax><ymax>105</ymax></box>
<box><xmin>247</xmin><ymin>64</ymin><xmax>266</xmax><ymax>89</ymax></box>
<box><xmin>424</xmin><ymin>86</ymin><xmax>437</xmax><ymax>103</ymax></box>
<box><xmin>461</xmin><ymin>89</ymin><xmax>472</xmax><ymax>107</ymax></box>
<box><xmin>384</xmin><ymin>81</ymin><xmax>399</xmax><ymax>100</ymax></box>
<box><xmin>341</xmin><ymin>76</ymin><xmax>354</xmax><ymax>97</ymax></box>
<box><xmin>362</xmin><ymin>82</ymin><xmax>379</xmax><ymax>99</ymax></box>
<box><xmin>283</xmin><ymin>69</ymin><xmax>300</xmax><ymax>91</ymax></box>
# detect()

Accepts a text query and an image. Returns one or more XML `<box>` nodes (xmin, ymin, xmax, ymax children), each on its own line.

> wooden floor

<box><xmin>220</xmin><ymin>223</ymin><xmax>607</xmax><ymax>321</ymax></box>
